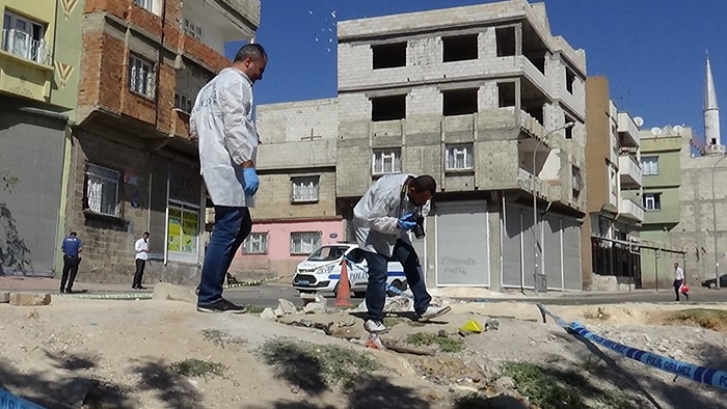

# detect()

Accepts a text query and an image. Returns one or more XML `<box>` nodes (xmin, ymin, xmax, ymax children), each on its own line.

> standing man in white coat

<box><xmin>353</xmin><ymin>174</ymin><xmax>451</xmax><ymax>333</ymax></box>
<box><xmin>190</xmin><ymin>43</ymin><xmax>267</xmax><ymax>313</ymax></box>
<box><xmin>132</xmin><ymin>231</ymin><xmax>150</xmax><ymax>289</ymax></box>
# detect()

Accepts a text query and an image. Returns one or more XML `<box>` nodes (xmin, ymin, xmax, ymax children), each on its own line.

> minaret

<box><xmin>705</xmin><ymin>52</ymin><xmax>722</xmax><ymax>152</ymax></box>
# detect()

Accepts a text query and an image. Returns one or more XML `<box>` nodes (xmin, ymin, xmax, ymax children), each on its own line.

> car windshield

<box><xmin>307</xmin><ymin>246</ymin><xmax>348</xmax><ymax>262</ymax></box>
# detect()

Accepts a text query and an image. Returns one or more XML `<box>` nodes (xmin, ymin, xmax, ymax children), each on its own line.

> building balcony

<box><xmin>181</xmin><ymin>0</ymin><xmax>258</xmax><ymax>57</ymax></box>
<box><xmin>619</xmin><ymin>197</ymin><xmax>644</xmax><ymax>222</ymax></box>
<box><xmin>618</xmin><ymin>155</ymin><xmax>642</xmax><ymax>187</ymax></box>
<box><xmin>617</xmin><ymin>111</ymin><xmax>640</xmax><ymax>148</ymax></box>
<box><xmin>0</xmin><ymin>29</ymin><xmax>53</xmax><ymax>101</ymax></box>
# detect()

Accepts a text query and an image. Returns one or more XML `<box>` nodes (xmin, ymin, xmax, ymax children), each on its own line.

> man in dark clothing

<box><xmin>60</xmin><ymin>231</ymin><xmax>83</xmax><ymax>293</ymax></box>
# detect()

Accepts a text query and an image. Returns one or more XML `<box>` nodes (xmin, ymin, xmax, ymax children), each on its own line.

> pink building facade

<box><xmin>230</xmin><ymin>217</ymin><xmax>346</xmax><ymax>277</ymax></box>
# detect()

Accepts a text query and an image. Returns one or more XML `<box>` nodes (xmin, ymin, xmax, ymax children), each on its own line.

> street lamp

<box><xmin>711</xmin><ymin>155</ymin><xmax>727</xmax><ymax>289</ymax></box>
<box><xmin>532</xmin><ymin>122</ymin><xmax>575</xmax><ymax>296</ymax></box>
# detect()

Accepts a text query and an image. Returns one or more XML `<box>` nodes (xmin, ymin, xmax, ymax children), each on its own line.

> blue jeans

<box><xmin>364</xmin><ymin>239</ymin><xmax>432</xmax><ymax>321</ymax></box>
<box><xmin>197</xmin><ymin>206</ymin><xmax>252</xmax><ymax>305</ymax></box>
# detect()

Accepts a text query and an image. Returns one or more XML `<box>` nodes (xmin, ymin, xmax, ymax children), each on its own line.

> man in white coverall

<box><xmin>190</xmin><ymin>43</ymin><xmax>267</xmax><ymax>313</ymax></box>
<box><xmin>353</xmin><ymin>174</ymin><xmax>451</xmax><ymax>333</ymax></box>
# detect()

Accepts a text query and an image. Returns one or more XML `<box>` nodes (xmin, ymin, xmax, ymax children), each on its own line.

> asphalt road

<box><xmin>224</xmin><ymin>284</ymin><xmax>727</xmax><ymax>309</ymax></box>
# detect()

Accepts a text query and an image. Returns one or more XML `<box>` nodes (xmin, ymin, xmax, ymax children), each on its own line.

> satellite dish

<box><xmin>663</xmin><ymin>125</ymin><xmax>673</xmax><ymax>135</ymax></box>
<box><xmin>674</xmin><ymin>125</ymin><xmax>684</xmax><ymax>134</ymax></box>
<box><xmin>634</xmin><ymin>117</ymin><xmax>644</xmax><ymax>127</ymax></box>
<box><xmin>651</xmin><ymin>127</ymin><xmax>662</xmax><ymax>136</ymax></box>
<box><xmin>329</xmin><ymin>232</ymin><xmax>338</xmax><ymax>239</ymax></box>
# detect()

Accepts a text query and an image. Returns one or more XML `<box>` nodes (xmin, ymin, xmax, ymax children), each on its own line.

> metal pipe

<box><xmin>711</xmin><ymin>155</ymin><xmax>727</xmax><ymax>289</ymax></box>
<box><xmin>531</xmin><ymin>122</ymin><xmax>574</xmax><ymax>296</ymax></box>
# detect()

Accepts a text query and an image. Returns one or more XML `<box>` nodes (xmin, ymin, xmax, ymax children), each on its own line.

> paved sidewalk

<box><xmin>0</xmin><ymin>276</ymin><xmax>154</xmax><ymax>294</ymax></box>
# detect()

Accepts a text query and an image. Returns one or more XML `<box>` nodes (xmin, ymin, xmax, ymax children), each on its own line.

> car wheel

<box><xmin>710</xmin><ymin>282</ymin><xmax>717</xmax><ymax>289</ymax></box>
<box><xmin>386</xmin><ymin>280</ymin><xmax>404</xmax><ymax>297</ymax></box>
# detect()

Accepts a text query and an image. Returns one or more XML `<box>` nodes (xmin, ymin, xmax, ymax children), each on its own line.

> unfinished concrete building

<box><xmin>245</xmin><ymin>0</ymin><xmax>588</xmax><ymax>291</ymax></box>
<box><xmin>335</xmin><ymin>1</ymin><xmax>587</xmax><ymax>291</ymax></box>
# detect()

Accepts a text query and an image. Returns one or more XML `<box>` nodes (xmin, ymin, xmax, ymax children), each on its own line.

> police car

<box><xmin>292</xmin><ymin>243</ymin><xmax>407</xmax><ymax>297</ymax></box>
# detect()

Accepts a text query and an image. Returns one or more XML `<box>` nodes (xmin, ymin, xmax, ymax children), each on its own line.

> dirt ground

<box><xmin>1</xmin><ymin>296</ymin><xmax>726</xmax><ymax>409</ymax></box>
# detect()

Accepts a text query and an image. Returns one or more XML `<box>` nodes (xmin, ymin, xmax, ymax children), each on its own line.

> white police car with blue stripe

<box><xmin>292</xmin><ymin>243</ymin><xmax>407</xmax><ymax>297</ymax></box>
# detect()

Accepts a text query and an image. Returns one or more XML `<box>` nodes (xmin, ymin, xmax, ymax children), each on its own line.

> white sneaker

<box><xmin>364</xmin><ymin>319</ymin><xmax>387</xmax><ymax>333</ymax></box>
<box><xmin>418</xmin><ymin>305</ymin><xmax>452</xmax><ymax>322</ymax></box>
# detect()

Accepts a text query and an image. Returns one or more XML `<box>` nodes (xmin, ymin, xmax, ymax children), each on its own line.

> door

<box><xmin>435</xmin><ymin>200</ymin><xmax>489</xmax><ymax>286</ymax></box>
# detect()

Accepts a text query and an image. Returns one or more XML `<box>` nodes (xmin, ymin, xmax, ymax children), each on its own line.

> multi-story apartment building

<box><xmin>0</xmin><ymin>0</ymin><xmax>72</xmax><ymax>275</ymax></box>
<box><xmin>228</xmin><ymin>98</ymin><xmax>344</xmax><ymax>275</ymax></box>
<box><xmin>55</xmin><ymin>0</ymin><xmax>259</xmax><ymax>284</ymax></box>
<box><xmin>239</xmin><ymin>0</ymin><xmax>588</xmax><ymax>291</ymax></box>
<box><xmin>583</xmin><ymin>76</ymin><xmax>643</xmax><ymax>288</ymax></box>
<box><xmin>638</xmin><ymin>127</ymin><xmax>684</xmax><ymax>287</ymax></box>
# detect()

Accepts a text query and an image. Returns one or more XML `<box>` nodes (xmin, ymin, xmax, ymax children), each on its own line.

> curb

<box><xmin>223</xmin><ymin>273</ymin><xmax>295</xmax><ymax>289</ymax></box>
<box><xmin>58</xmin><ymin>293</ymin><xmax>153</xmax><ymax>300</ymax></box>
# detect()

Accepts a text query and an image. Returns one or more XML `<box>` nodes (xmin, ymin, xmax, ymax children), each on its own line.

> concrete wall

<box><xmin>251</xmin><ymin>171</ymin><xmax>338</xmax><ymax>221</ymax></box>
<box><xmin>257</xmin><ymin>98</ymin><xmax>339</xmax><ymax>144</ymax></box>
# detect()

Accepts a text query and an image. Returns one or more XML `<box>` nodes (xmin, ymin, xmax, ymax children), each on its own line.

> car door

<box><xmin>345</xmin><ymin>247</ymin><xmax>369</xmax><ymax>290</ymax></box>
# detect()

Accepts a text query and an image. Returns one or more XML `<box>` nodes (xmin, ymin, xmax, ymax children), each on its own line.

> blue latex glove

<box><xmin>398</xmin><ymin>213</ymin><xmax>417</xmax><ymax>231</ymax></box>
<box><xmin>242</xmin><ymin>167</ymin><xmax>259</xmax><ymax>196</ymax></box>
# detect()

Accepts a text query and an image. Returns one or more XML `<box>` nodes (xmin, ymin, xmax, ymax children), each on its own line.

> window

<box><xmin>565</xmin><ymin>69</ymin><xmax>576</xmax><ymax>94</ymax></box>
<box><xmin>371</xmin><ymin>95</ymin><xmax>406</xmax><ymax>121</ymax></box>
<box><xmin>129</xmin><ymin>55</ymin><xmax>155</xmax><ymax>98</ymax></box>
<box><xmin>133</xmin><ymin>0</ymin><xmax>154</xmax><ymax>12</ymax></box>
<box><xmin>572</xmin><ymin>166</ymin><xmax>583</xmax><ymax>191</ymax></box>
<box><xmin>292</xmin><ymin>176</ymin><xmax>319</xmax><ymax>203</ymax></box>
<box><xmin>167</xmin><ymin>202</ymin><xmax>199</xmax><ymax>255</ymax></box>
<box><xmin>291</xmin><ymin>232</ymin><xmax>322</xmax><ymax>255</ymax></box>
<box><xmin>182</xmin><ymin>18</ymin><xmax>203</xmax><ymax>40</ymax></box>
<box><xmin>445</xmin><ymin>144</ymin><xmax>474</xmax><ymax>171</ymax></box>
<box><xmin>372</xmin><ymin>149</ymin><xmax>402</xmax><ymax>175</ymax></box>
<box><xmin>643</xmin><ymin>193</ymin><xmax>661</xmax><ymax>211</ymax></box>
<box><xmin>443</xmin><ymin>88</ymin><xmax>478</xmax><ymax>116</ymax></box>
<box><xmin>372</xmin><ymin>42</ymin><xmax>406</xmax><ymax>69</ymax></box>
<box><xmin>84</xmin><ymin>164</ymin><xmax>120</xmax><ymax>216</ymax></box>
<box><xmin>495</xmin><ymin>27</ymin><xmax>516</xmax><ymax>57</ymax></box>
<box><xmin>442</xmin><ymin>34</ymin><xmax>478</xmax><ymax>62</ymax></box>
<box><xmin>642</xmin><ymin>156</ymin><xmax>659</xmax><ymax>175</ymax></box>
<box><xmin>2</xmin><ymin>12</ymin><xmax>46</xmax><ymax>64</ymax></box>
<box><xmin>174</xmin><ymin>94</ymin><xmax>194</xmax><ymax>112</ymax></box>
<box><xmin>243</xmin><ymin>233</ymin><xmax>268</xmax><ymax>254</ymax></box>
<box><xmin>497</xmin><ymin>82</ymin><xmax>516</xmax><ymax>107</ymax></box>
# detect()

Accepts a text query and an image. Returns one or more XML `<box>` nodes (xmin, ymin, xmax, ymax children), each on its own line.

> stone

<box><xmin>152</xmin><ymin>282</ymin><xmax>196</xmax><ymax>303</ymax></box>
<box><xmin>277</xmin><ymin>299</ymin><xmax>298</xmax><ymax>315</ymax></box>
<box><xmin>303</xmin><ymin>302</ymin><xmax>327</xmax><ymax>314</ymax></box>
<box><xmin>9</xmin><ymin>293</ymin><xmax>51</xmax><ymax>306</ymax></box>
<box><xmin>299</xmin><ymin>293</ymin><xmax>321</xmax><ymax>305</ymax></box>
<box><xmin>449</xmin><ymin>385</ymin><xmax>479</xmax><ymax>395</ymax></box>
<box><xmin>273</xmin><ymin>307</ymin><xmax>285</xmax><ymax>318</ymax></box>
<box><xmin>492</xmin><ymin>376</ymin><xmax>515</xmax><ymax>395</ymax></box>
<box><xmin>0</xmin><ymin>292</ymin><xmax>9</xmax><ymax>303</ymax></box>
<box><xmin>260</xmin><ymin>308</ymin><xmax>277</xmax><ymax>321</ymax></box>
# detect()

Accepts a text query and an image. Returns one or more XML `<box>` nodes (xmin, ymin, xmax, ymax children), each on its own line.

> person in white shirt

<box><xmin>352</xmin><ymin>174</ymin><xmax>451</xmax><ymax>333</ymax></box>
<box><xmin>673</xmin><ymin>262</ymin><xmax>687</xmax><ymax>301</ymax></box>
<box><xmin>190</xmin><ymin>43</ymin><xmax>267</xmax><ymax>314</ymax></box>
<box><xmin>133</xmin><ymin>232</ymin><xmax>151</xmax><ymax>289</ymax></box>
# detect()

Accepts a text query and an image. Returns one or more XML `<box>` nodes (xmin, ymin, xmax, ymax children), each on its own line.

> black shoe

<box><xmin>196</xmin><ymin>299</ymin><xmax>247</xmax><ymax>314</ymax></box>
<box><xmin>66</xmin><ymin>289</ymin><xmax>74</xmax><ymax>294</ymax></box>
<box><xmin>60</xmin><ymin>289</ymin><xmax>65</xmax><ymax>294</ymax></box>
<box><xmin>137</xmin><ymin>285</ymin><xmax>146</xmax><ymax>290</ymax></box>
<box><xmin>132</xmin><ymin>285</ymin><xmax>138</xmax><ymax>289</ymax></box>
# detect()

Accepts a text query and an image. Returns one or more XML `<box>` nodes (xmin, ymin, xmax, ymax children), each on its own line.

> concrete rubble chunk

<box><xmin>0</xmin><ymin>292</ymin><xmax>9</xmax><ymax>303</ymax></box>
<box><xmin>303</xmin><ymin>301</ymin><xmax>327</xmax><ymax>315</ymax></box>
<box><xmin>9</xmin><ymin>293</ymin><xmax>51</xmax><ymax>306</ymax></box>
<box><xmin>152</xmin><ymin>282</ymin><xmax>197</xmax><ymax>303</ymax></box>
<box><xmin>260</xmin><ymin>307</ymin><xmax>277</xmax><ymax>321</ymax></box>
<box><xmin>273</xmin><ymin>307</ymin><xmax>285</xmax><ymax>318</ymax></box>
<box><xmin>277</xmin><ymin>299</ymin><xmax>297</xmax><ymax>315</ymax></box>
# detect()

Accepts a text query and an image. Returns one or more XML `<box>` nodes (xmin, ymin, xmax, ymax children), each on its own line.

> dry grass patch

<box><xmin>663</xmin><ymin>308</ymin><xmax>727</xmax><ymax>331</ymax></box>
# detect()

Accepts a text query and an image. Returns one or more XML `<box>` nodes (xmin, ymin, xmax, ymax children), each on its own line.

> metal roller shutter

<box><xmin>562</xmin><ymin>216</ymin><xmax>583</xmax><ymax>290</ymax></box>
<box><xmin>435</xmin><ymin>200</ymin><xmax>489</xmax><ymax>286</ymax></box>
<box><xmin>502</xmin><ymin>204</ymin><xmax>523</xmax><ymax>288</ymax></box>
<box><xmin>543</xmin><ymin>214</ymin><xmax>564</xmax><ymax>290</ymax></box>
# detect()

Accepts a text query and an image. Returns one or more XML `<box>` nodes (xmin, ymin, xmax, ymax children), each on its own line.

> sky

<box><xmin>225</xmin><ymin>0</ymin><xmax>727</xmax><ymax>143</ymax></box>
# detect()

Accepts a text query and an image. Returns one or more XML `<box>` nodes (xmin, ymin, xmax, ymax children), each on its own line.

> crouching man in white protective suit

<box><xmin>190</xmin><ymin>43</ymin><xmax>267</xmax><ymax>314</ymax></box>
<box><xmin>352</xmin><ymin>173</ymin><xmax>451</xmax><ymax>333</ymax></box>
